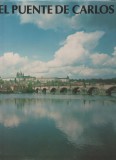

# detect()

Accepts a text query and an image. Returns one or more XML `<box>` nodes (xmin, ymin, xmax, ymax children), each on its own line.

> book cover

<box><xmin>0</xmin><ymin>0</ymin><xmax>116</xmax><ymax>160</ymax></box>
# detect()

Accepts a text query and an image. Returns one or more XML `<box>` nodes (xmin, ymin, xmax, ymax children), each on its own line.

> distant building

<box><xmin>57</xmin><ymin>76</ymin><xmax>69</xmax><ymax>82</ymax></box>
<box><xmin>16</xmin><ymin>72</ymin><xmax>36</xmax><ymax>82</ymax></box>
<box><xmin>36</xmin><ymin>76</ymin><xmax>69</xmax><ymax>83</ymax></box>
<box><xmin>1</xmin><ymin>72</ymin><xmax>70</xmax><ymax>84</ymax></box>
<box><xmin>2</xmin><ymin>77</ymin><xmax>15</xmax><ymax>81</ymax></box>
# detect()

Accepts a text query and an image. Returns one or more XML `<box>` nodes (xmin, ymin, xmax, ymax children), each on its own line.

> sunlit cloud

<box><xmin>0</xmin><ymin>31</ymin><xmax>116</xmax><ymax>78</ymax></box>
<box><xmin>17</xmin><ymin>1</ymin><xmax>116</xmax><ymax>31</ymax></box>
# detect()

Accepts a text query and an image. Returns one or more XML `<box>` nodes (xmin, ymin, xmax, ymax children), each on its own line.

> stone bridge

<box><xmin>34</xmin><ymin>84</ymin><xmax>116</xmax><ymax>96</ymax></box>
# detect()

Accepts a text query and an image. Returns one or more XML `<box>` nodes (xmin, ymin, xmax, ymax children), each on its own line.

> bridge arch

<box><xmin>50</xmin><ymin>88</ymin><xmax>57</xmax><ymax>94</ymax></box>
<box><xmin>60</xmin><ymin>87</ymin><xmax>67</xmax><ymax>94</ymax></box>
<box><xmin>72</xmin><ymin>87</ymin><xmax>80</xmax><ymax>94</ymax></box>
<box><xmin>87</xmin><ymin>87</ymin><xmax>99</xmax><ymax>95</ymax></box>
<box><xmin>35</xmin><ymin>88</ymin><xmax>40</xmax><ymax>93</ymax></box>
<box><xmin>106</xmin><ymin>86</ymin><xmax>116</xmax><ymax>96</ymax></box>
<box><xmin>42</xmin><ymin>88</ymin><xmax>47</xmax><ymax>94</ymax></box>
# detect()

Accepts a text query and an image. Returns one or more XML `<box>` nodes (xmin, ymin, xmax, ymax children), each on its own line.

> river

<box><xmin>0</xmin><ymin>94</ymin><xmax>116</xmax><ymax>160</ymax></box>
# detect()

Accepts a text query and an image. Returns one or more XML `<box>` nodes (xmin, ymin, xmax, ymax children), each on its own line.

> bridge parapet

<box><xmin>34</xmin><ymin>84</ymin><xmax>116</xmax><ymax>95</ymax></box>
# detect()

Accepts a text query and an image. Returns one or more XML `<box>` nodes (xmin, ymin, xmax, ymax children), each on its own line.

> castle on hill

<box><xmin>16</xmin><ymin>72</ymin><xmax>69</xmax><ymax>83</ymax></box>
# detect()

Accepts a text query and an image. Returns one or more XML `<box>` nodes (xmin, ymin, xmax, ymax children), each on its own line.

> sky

<box><xmin>0</xmin><ymin>0</ymin><xmax>116</xmax><ymax>79</ymax></box>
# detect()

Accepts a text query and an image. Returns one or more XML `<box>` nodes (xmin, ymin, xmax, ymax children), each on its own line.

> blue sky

<box><xmin>0</xmin><ymin>12</ymin><xmax>67</xmax><ymax>61</ymax></box>
<box><xmin>0</xmin><ymin>1</ymin><xmax>116</xmax><ymax>78</ymax></box>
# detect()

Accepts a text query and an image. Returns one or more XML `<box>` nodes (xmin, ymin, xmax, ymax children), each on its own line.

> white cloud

<box><xmin>112</xmin><ymin>47</ymin><xmax>116</xmax><ymax>56</ymax></box>
<box><xmin>0</xmin><ymin>52</ymin><xmax>27</xmax><ymax>66</ymax></box>
<box><xmin>47</xmin><ymin>31</ymin><xmax>104</xmax><ymax>67</ymax></box>
<box><xmin>0</xmin><ymin>31</ymin><xmax>116</xmax><ymax>78</ymax></box>
<box><xmin>17</xmin><ymin>1</ymin><xmax>116</xmax><ymax>31</ymax></box>
<box><xmin>18</xmin><ymin>2</ymin><xmax>67</xmax><ymax>30</ymax></box>
<box><xmin>0</xmin><ymin>52</ymin><xmax>28</xmax><ymax>76</ymax></box>
<box><xmin>90</xmin><ymin>53</ymin><xmax>110</xmax><ymax>66</ymax></box>
<box><xmin>19</xmin><ymin>7</ymin><xmax>77</xmax><ymax>30</ymax></box>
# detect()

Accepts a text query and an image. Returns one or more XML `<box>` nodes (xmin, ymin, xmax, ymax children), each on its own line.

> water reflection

<box><xmin>0</xmin><ymin>94</ymin><xmax>116</xmax><ymax>159</ymax></box>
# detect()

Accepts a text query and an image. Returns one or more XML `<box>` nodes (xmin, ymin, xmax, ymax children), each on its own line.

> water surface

<box><xmin>0</xmin><ymin>94</ymin><xmax>116</xmax><ymax>160</ymax></box>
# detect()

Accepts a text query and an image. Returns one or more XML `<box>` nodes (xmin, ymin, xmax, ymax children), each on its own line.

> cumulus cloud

<box><xmin>47</xmin><ymin>31</ymin><xmax>104</xmax><ymax>67</ymax></box>
<box><xmin>19</xmin><ymin>1</ymin><xmax>76</xmax><ymax>30</ymax></box>
<box><xmin>17</xmin><ymin>1</ymin><xmax>116</xmax><ymax>31</ymax></box>
<box><xmin>0</xmin><ymin>52</ymin><xmax>27</xmax><ymax>66</ymax></box>
<box><xmin>0</xmin><ymin>52</ymin><xmax>28</xmax><ymax>76</ymax></box>
<box><xmin>0</xmin><ymin>31</ymin><xmax>116</xmax><ymax>78</ymax></box>
<box><xmin>112</xmin><ymin>47</ymin><xmax>116</xmax><ymax>56</ymax></box>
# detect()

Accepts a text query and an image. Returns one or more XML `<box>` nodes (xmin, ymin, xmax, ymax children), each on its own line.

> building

<box><xmin>2</xmin><ymin>77</ymin><xmax>15</xmax><ymax>81</ymax></box>
<box><xmin>36</xmin><ymin>76</ymin><xmax>70</xmax><ymax>83</ymax></box>
<box><xmin>1</xmin><ymin>72</ymin><xmax>70</xmax><ymax>84</ymax></box>
<box><xmin>16</xmin><ymin>72</ymin><xmax>36</xmax><ymax>82</ymax></box>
